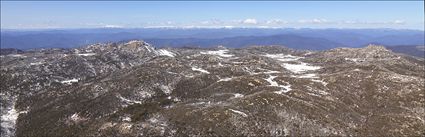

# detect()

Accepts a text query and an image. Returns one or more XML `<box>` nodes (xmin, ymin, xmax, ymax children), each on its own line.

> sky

<box><xmin>1</xmin><ymin>1</ymin><xmax>424</xmax><ymax>30</ymax></box>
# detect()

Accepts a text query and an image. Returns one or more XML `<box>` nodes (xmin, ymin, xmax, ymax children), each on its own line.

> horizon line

<box><xmin>2</xmin><ymin>26</ymin><xmax>424</xmax><ymax>31</ymax></box>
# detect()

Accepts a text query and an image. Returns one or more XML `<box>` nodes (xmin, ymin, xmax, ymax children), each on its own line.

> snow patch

<box><xmin>283</xmin><ymin>63</ymin><xmax>321</xmax><ymax>73</ymax></box>
<box><xmin>265</xmin><ymin>75</ymin><xmax>279</xmax><ymax>87</ymax></box>
<box><xmin>160</xmin><ymin>85</ymin><xmax>172</xmax><ymax>95</ymax></box>
<box><xmin>218</xmin><ymin>77</ymin><xmax>233</xmax><ymax>82</ymax></box>
<box><xmin>229</xmin><ymin>109</ymin><xmax>248</xmax><ymax>117</ymax></box>
<box><xmin>192</xmin><ymin>67</ymin><xmax>210</xmax><ymax>74</ymax></box>
<box><xmin>77</xmin><ymin>53</ymin><xmax>96</xmax><ymax>56</ymax></box>
<box><xmin>142</xmin><ymin>42</ymin><xmax>155</xmax><ymax>52</ymax></box>
<box><xmin>245</xmin><ymin>68</ymin><xmax>281</xmax><ymax>75</ymax></box>
<box><xmin>293</xmin><ymin>73</ymin><xmax>319</xmax><ymax>79</ymax></box>
<box><xmin>122</xmin><ymin>116</ymin><xmax>131</xmax><ymax>122</ymax></box>
<box><xmin>61</xmin><ymin>78</ymin><xmax>79</xmax><ymax>84</ymax></box>
<box><xmin>311</xmin><ymin>79</ymin><xmax>328</xmax><ymax>86</ymax></box>
<box><xmin>118</xmin><ymin>95</ymin><xmax>142</xmax><ymax>105</ymax></box>
<box><xmin>145</xmin><ymin>46</ymin><xmax>153</xmax><ymax>52</ymax></box>
<box><xmin>8</xmin><ymin>54</ymin><xmax>26</xmax><ymax>58</ymax></box>
<box><xmin>69</xmin><ymin>113</ymin><xmax>86</xmax><ymax>122</ymax></box>
<box><xmin>304</xmin><ymin>51</ymin><xmax>314</xmax><ymax>55</ymax></box>
<box><xmin>265</xmin><ymin>75</ymin><xmax>292</xmax><ymax>94</ymax></box>
<box><xmin>345</xmin><ymin>58</ymin><xmax>357</xmax><ymax>62</ymax></box>
<box><xmin>292</xmin><ymin>74</ymin><xmax>327</xmax><ymax>87</ymax></box>
<box><xmin>274</xmin><ymin>84</ymin><xmax>292</xmax><ymax>94</ymax></box>
<box><xmin>306</xmin><ymin>86</ymin><xmax>329</xmax><ymax>96</ymax></box>
<box><xmin>217</xmin><ymin>62</ymin><xmax>224</xmax><ymax>67</ymax></box>
<box><xmin>345</xmin><ymin>58</ymin><xmax>365</xmax><ymax>63</ymax></box>
<box><xmin>157</xmin><ymin>49</ymin><xmax>176</xmax><ymax>57</ymax></box>
<box><xmin>1</xmin><ymin>105</ymin><xmax>26</xmax><ymax>137</ymax></box>
<box><xmin>233</xmin><ymin>93</ymin><xmax>244</xmax><ymax>98</ymax></box>
<box><xmin>189</xmin><ymin>101</ymin><xmax>210</xmax><ymax>106</ymax></box>
<box><xmin>30</xmin><ymin>62</ymin><xmax>43</xmax><ymax>65</ymax></box>
<box><xmin>200</xmin><ymin>49</ymin><xmax>234</xmax><ymax>57</ymax></box>
<box><xmin>263</xmin><ymin>54</ymin><xmax>303</xmax><ymax>62</ymax></box>
<box><xmin>263</xmin><ymin>70</ymin><xmax>281</xmax><ymax>74</ymax></box>
<box><xmin>262</xmin><ymin>53</ymin><xmax>321</xmax><ymax>75</ymax></box>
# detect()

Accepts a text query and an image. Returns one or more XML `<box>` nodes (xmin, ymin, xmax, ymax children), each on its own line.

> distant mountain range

<box><xmin>145</xmin><ymin>34</ymin><xmax>343</xmax><ymax>50</ymax></box>
<box><xmin>386</xmin><ymin>45</ymin><xmax>425</xmax><ymax>58</ymax></box>
<box><xmin>1</xmin><ymin>28</ymin><xmax>424</xmax><ymax>50</ymax></box>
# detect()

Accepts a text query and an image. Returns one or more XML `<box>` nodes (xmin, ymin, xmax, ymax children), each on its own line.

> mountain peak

<box><xmin>364</xmin><ymin>44</ymin><xmax>388</xmax><ymax>51</ymax></box>
<box><xmin>126</xmin><ymin>40</ymin><xmax>145</xmax><ymax>45</ymax></box>
<box><xmin>124</xmin><ymin>40</ymin><xmax>150</xmax><ymax>47</ymax></box>
<box><xmin>118</xmin><ymin>40</ymin><xmax>156</xmax><ymax>52</ymax></box>
<box><xmin>359</xmin><ymin>44</ymin><xmax>395</xmax><ymax>58</ymax></box>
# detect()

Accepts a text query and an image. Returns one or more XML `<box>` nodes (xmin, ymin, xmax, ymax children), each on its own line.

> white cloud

<box><xmin>298</xmin><ymin>18</ymin><xmax>329</xmax><ymax>24</ymax></box>
<box><xmin>5</xmin><ymin>18</ymin><xmax>412</xmax><ymax>29</ymax></box>
<box><xmin>342</xmin><ymin>20</ymin><xmax>357</xmax><ymax>24</ymax></box>
<box><xmin>241</xmin><ymin>18</ymin><xmax>258</xmax><ymax>24</ymax></box>
<box><xmin>103</xmin><ymin>25</ymin><xmax>123</xmax><ymax>28</ymax></box>
<box><xmin>392</xmin><ymin>20</ymin><xmax>405</xmax><ymax>25</ymax></box>
<box><xmin>266</xmin><ymin>19</ymin><xmax>288</xmax><ymax>25</ymax></box>
<box><xmin>165</xmin><ymin>21</ymin><xmax>174</xmax><ymax>25</ymax></box>
<box><xmin>312</xmin><ymin>19</ymin><xmax>328</xmax><ymax>23</ymax></box>
<box><xmin>340</xmin><ymin>20</ymin><xmax>406</xmax><ymax>25</ymax></box>
<box><xmin>200</xmin><ymin>19</ymin><xmax>223</xmax><ymax>25</ymax></box>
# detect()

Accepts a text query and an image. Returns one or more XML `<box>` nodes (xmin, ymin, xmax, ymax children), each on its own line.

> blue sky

<box><xmin>1</xmin><ymin>1</ymin><xmax>424</xmax><ymax>30</ymax></box>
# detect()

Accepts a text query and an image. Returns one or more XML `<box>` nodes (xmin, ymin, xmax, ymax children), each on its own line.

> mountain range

<box><xmin>1</xmin><ymin>28</ymin><xmax>424</xmax><ymax>50</ymax></box>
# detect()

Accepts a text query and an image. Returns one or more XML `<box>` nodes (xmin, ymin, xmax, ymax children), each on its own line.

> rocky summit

<box><xmin>1</xmin><ymin>40</ymin><xmax>424</xmax><ymax>137</ymax></box>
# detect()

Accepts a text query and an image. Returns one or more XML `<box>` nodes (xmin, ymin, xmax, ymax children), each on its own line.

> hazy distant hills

<box><xmin>386</xmin><ymin>45</ymin><xmax>425</xmax><ymax>58</ymax></box>
<box><xmin>145</xmin><ymin>34</ymin><xmax>344</xmax><ymax>50</ymax></box>
<box><xmin>1</xmin><ymin>28</ymin><xmax>424</xmax><ymax>50</ymax></box>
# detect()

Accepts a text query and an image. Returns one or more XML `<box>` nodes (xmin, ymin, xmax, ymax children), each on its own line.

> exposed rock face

<box><xmin>1</xmin><ymin>41</ymin><xmax>424</xmax><ymax>137</ymax></box>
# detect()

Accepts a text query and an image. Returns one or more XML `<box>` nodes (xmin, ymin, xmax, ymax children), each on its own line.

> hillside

<box><xmin>1</xmin><ymin>40</ymin><xmax>424</xmax><ymax>136</ymax></box>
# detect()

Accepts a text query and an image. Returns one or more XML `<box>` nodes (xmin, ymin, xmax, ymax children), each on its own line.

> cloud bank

<box><xmin>1</xmin><ymin>18</ymin><xmax>415</xmax><ymax>29</ymax></box>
